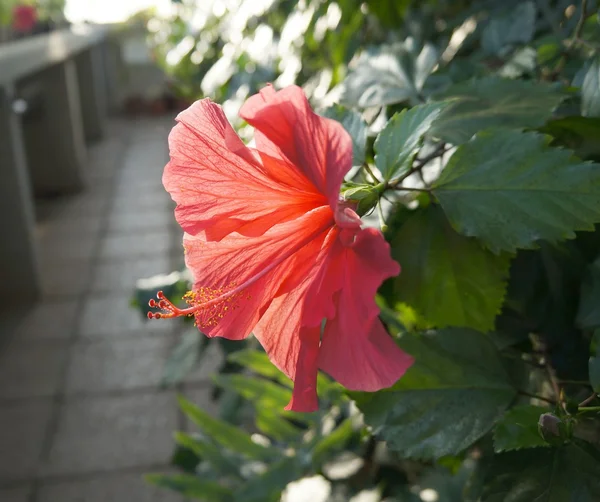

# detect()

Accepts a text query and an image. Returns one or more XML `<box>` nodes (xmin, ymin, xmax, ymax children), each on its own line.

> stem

<box><xmin>388</xmin><ymin>143</ymin><xmax>448</xmax><ymax>189</ymax></box>
<box><xmin>579</xmin><ymin>406</ymin><xmax>600</xmax><ymax>412</ymax></box>
<box><xmin>518</xmin><ymin>390</ymin><xmax>556</xmax><ymax>405</ymax></box>
<box><xmin>362</xmin><ymin>162</ymin><xmax>381</xmax><ymax>183</ymax></box>
<box><xmin>559</xmin><ymin>379</ymin><xmax>591</xmax><ymax>386</ymax></box>
<box><xmin>377</xmin><ymin>202</ymin><xmax>388</xmax><ymax>232</ymax></box>
<box><xmin>566</xmin><ymin>0</ymin><xmax>600</xmax><ymax>50</ymax></box>
<box><xmin>545</xmin><ymin>362</ymin><xmax>562</xmax><ymax>402</ymax></box>
<box><xmin>573</xmin><ymin>0</ymin><xmax>588</xmax><ymax>43</ymax></box>
<box><xmin>392</xmin><ymin>186</ymin><xmax>431</xmax><ymax>193</ymax></box>
<box><xmin>579</xmin><ymin>393</ymin><xmax>598</xmax><ymax>407</ymax></box>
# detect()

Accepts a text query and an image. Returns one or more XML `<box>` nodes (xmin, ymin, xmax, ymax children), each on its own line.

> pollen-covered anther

<box><xmin>146</xmin><ymin>286</ymin><xmax>242</xmax><ymax>327</ymax></box>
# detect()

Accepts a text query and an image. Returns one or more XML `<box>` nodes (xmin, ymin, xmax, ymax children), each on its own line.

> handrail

<box><xmin>0</xmin><ymin>25</ymin><xmax>107</xmax><ymax>86</ymax></box>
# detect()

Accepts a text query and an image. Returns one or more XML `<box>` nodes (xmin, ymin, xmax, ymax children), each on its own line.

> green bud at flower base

<box><xmin>537</xmin><ymin>413</ymin><xmax>572</xmax><ymax>445</ymax></box>
<box><xmin>341</xmin><ymin>182</ymin><xmax>387</xmax><ymax>216</ymax></box>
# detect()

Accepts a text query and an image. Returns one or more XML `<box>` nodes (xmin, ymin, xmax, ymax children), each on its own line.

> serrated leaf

<box><xmin>481</xmin><ymin>2</ymin><xmax>536</xmax><ymax>57</ymax></box>
<box><xmin>482</xmin><ymin>441</ymin><xmax>600</xmax><ymax>501</ymax></box>
<box><xmin>173</xmin><ymin>432</ymin><xmax>241</xmax><ymax>477</ymax></box>
<box><xmin>493</xmin><ymin>405</ymin><xmax>550</xmax><ymax>452</ymax></box>
<box><xmin>374</xmin><ymin>103</ymin><xmax>447</xmax><ymax>181</ymax></box>
<box><xmin>351</xmin><ymin>328</ymin><xmax>517</xmax><ymax>459</ymax></box>
<box><xmin>577</xmin><ymin>257</ymin><xmax>600</xmax><ymax>328</ymax></box>
<box><xmin>429</xmin><ymin>78</ymin><xmax>566</xmax><ymax>144</ymax></box>
<box><xmin>161</xmin><ymin>330</ymin><xmax>205</xmax><ymax>387</ymax></box>
<box><xmin>541</xmin><ymin>116</ymin><xmax>600</xmax><ymax>161</ymax></box>
<box><xmin>178</xmin><ymin>396</ymin><xmax>276</xmax><ymax>461</ymax></box>
<box><xmin>582</xmin><ymin>56</ymin><xmax>600</xmax><ymax>117</ymax></box>
<box><xmin>322</xmin><ymin>106</ymin><xmax>367</xmax><ymax>167</ymax></box>
<box><xmin>341</xmin><ymin>42</ymin><xmax>438</xmax><ymax>107</ymax></box>
<box><xmin>145</xmin><ymin>473</ymin><xmax>233</xmax><ymax>501</ymax></box>
<box><xmin>392</xmin><ymin>205</ymin><xmax>510</xmax><ymax>332</ymax></box>
<box><xmin>433</xmin><ymin>129</ymin><xmax>600</xmax><ymax>254</ymax></box>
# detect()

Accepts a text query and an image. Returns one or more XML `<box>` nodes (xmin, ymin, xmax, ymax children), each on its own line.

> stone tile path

<box><xmin>0</xmin><ymin>117</ymin><xmax>221</xmax><ymax>501</ymax></box>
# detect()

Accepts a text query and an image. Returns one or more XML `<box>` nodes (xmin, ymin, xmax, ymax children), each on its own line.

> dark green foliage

<box><xmin>140</xmin><ymin>0</ymin><xmax>600</xmax><ymax>500</ymax></box>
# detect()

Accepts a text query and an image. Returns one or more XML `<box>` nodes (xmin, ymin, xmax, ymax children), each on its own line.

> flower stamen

<box><xmin>148</xmin><ymin>217</ymin><xmax>335</xmax><ymax>326</ymax></box>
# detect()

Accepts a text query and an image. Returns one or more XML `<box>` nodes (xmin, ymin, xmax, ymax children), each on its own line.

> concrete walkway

<box><xmin>0</xmin><ymin>116</ymin><xmax>221</xmax><ymax>501</ymax></box>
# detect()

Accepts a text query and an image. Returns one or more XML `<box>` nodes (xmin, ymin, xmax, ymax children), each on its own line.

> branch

<box><xmin>573</xmin><ymin>0</ymin><xmax>588</xmax><ymax>43</ymax></box>
<box><xmin>580</xmin><ymin>393</ymin><xmax>598</xmax><ymax>407</ymax></box>
<box><xmin>517</xmin><ymin>389</ymin><xmax>556</xmax><ymax>405</ymax></box>
<box><xmin>388</xmin><ymin>143</ymin><xmax>448</xmax><ymax>189</ymax></box>
<box><xmin>362</xmin><ymin>162</ymin><xmax>381</xmax><ymax>183</ymax></box>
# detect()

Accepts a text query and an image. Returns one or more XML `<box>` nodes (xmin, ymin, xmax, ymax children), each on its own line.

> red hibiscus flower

<box><xmin>151</xmin><ymin>85</ymin><xmax>414</xmax><ymax>411</ymax></box>
<box><xmin>12</xmin><ymin>4</ymin><xmax>37</xmax><ymax>33</ymax></box>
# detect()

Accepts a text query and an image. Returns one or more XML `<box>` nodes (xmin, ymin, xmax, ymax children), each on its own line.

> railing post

<box><xmin>0</xmin><ymin>84</ymin><xmax>41</xmax><ymax>304</ymax></box>
<box><xmin>20</xmin><ymin>59</ymin><xmax>87</xmax><ymax>195</ymax></box>
<box><xmin>76</xmin><ymin>44</ymin><xmax>107</xmax><ymax>141</ymax></box>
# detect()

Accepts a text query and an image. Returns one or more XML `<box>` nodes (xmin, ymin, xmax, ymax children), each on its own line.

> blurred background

<box><xmin>0</xmin><ymin>1</ymin><xmax>410</xmax><ymax>500</ymax></box>
<box><xmin>2</xmin><ymin>1</ymin><xmax>598</xmax><ymax>501</ymax></box>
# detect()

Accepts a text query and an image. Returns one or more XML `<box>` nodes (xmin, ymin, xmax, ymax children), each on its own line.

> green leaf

<box><xmin>255</xmin><ymin>408</ymin><xmax>302</xmax><ymax>442</ymax></box>
<box><xmin>322</xmin><ymin>105</ymin><xmax>367</xmax><ymax>167</ymax></box>
<box><xmin>589</xmin><ymin>329</ymin><xmax>600</xmax><ymax>393</ymax></box>
<box><xmin>226</xmin><ymin>350</ymin><xmax>334</xmax><ymax>399</ymax></box>
<box><xmin>493</xmin><ymin>405</ymin><xmax>550</xmax><ymax>452</ymax></box>
<box><xmin>577</xmin><ymin>257</ymin><xmax>600</xmax><ymax>328</ymax></box>
<box><xmin>227</xmin><ymin>350</ymin><xmax>293</xmax><ymax>389</ymax></box>
<box><xmin>145</xmin><ymin>473</ymin><xmax>233</xmax><ymax>501</ymax></box>
<box><xmin>351</xmin><ymin>328</ymin><xmax>517</xmax><ymax>459</ymax></box>
<box><xmin>482</xmin><ymin>441</ymin><xmax>600</xmax><ymax>501</ymax></box>
<box><xmin>232</xmin><ymin>457</ymin><xmax>303</xmax><ymax>502</ymax></box>
<box><xmin>541</xmin><ymin>116</ymin><xmax>600</xmax><ymax>161</ymax></box>
<box><xmin>582</xmin><ymin>56</ymin><xmax>600</xmax><ymax>118</ymax></box>
<box><xmin>312</xmin><ymin>418</ymin><xmax>356</xmax><ymax>464</ymax></box>
<box><xmin>433</xmin><ymin>129</ymin><xmax>600</xmax><ymax>253</ymax></box>
<box><xmin>214</xmin><ymin>374</ymin><xmax>292</xmax><ymax>410</ymax></box>
<box><xmin>161</xmin><ymin>330</ymin><xmax>206</xmax><ymax>387</ymax></box>
<box><xmin>214</xmin><ymin>374</ymin><xmax>317</xmax><ymax>426</ymax></box>
<box><xmin>341</xmin><ymin>42</ymin><xmax>438</xmax><ymax>107</ymax></box>
<box><xmin>173</xmin><ymin>432</ymin><xmax>241</xmax><ymax>477</ymax></box>
<box><xmin>498</xmin><ymin>47</ymin><xmax>537</xmax><ymax>79</ymax></box>
<box><xmin>374</xmin><ymin>103</ymin><xmax>447</xmax><ymax>181</ymax></box>
<box><xmin>429</xmin><ymin>78</ymin><xmax>566</xmax><ymax>144</ymax></box>
<box><xmin>177</xmin><ymin>396</ymin><xmax>276</xmax><ymax>461</ymax></box>
<box><xmin>392</xmin><ymin>205</ymin><xmax>510</xmax><ymax>332</ymax></box>
<box><xmin>481</xmin><ymin>2</ymin><xmax>536</xmax><ymax>57</ymax></box>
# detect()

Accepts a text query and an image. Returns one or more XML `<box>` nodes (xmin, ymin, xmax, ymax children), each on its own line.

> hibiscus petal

<box><xmin>284</xmin><ymin>325</ymin><xmax>321</xmax><ymax>412</ymax></box>
<box><xmin>165</xmin><ymin>98</ymin><xmax>322</xmax><ymax>240</ymax></box>
<box><xmin>239</xmin><ymin>85</ymin><xmax>352</xmax><ymax>209</ymax></box>
<box><xmin>318</xmin><ymin>228</ymin><xmax>413</xmax><ymax>391</ymax></box>
<box><xmin>183</xmin><ymin>206</ymin><xmax>333</xmax><ymax>341</ymax></box>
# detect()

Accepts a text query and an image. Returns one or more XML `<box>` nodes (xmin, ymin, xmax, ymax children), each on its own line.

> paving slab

<box><xmin>98</xmin><ymin>230</ymin><xmax>176</xmax><ymax>261</ymax></box>
<box><xmin>43</xmin><ymin>392</ymin><xmax>179</xmax><ymax>476</ymax></box>
<box><xmin>0</xmin><ymin>399</ymin><xmax>53</xmax><ymax>482</ymax></box>
<box><xmin>0</xmin><ymin>340</ymin><xmax>68</xmax><ymax>399</ymax></box>
<box><xmin>79</xmin><ymin>292</ymin><xmax>174</xmax><ymax>338</ymax></box>
<box><xmin>0</xmin><ymin>485</ymin><xmax>31</xmax><ymax>502</ymax></box>
<box><xmin>10</xmin><ymin>299</ymin><xmax>78</xmax><ymax>341</ymax></box>
<box><xmin>90</xmin><ymin>255</ymin><xmax>174</xmax><ymax>293</ymax></box>
<box><xmin>36</xmin><ymin>472</ymin><xmax>183</xmax><ymax>502</ymax></box>
<box><xmin>64</xmin><ymin>336</ymin><xmax>171</xmax><ymax>394</ymax></box>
